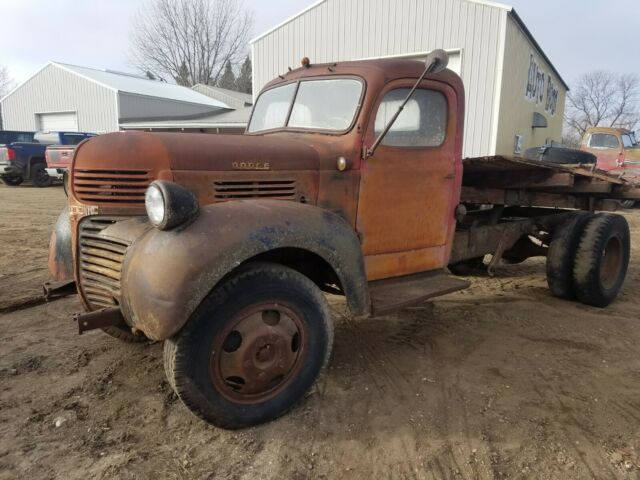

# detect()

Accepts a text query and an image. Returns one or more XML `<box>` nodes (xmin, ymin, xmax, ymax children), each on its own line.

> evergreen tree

<box><xmin>145</xmin><ymin>71</ymin><xmax>157</xmax><ymax>80</ymax></box>
<box><xmin>174</xmin><ymin>61</ymin><xmax>191</xmax><ymax>86</ymax></box>
<box><xmin>235</xmin><ymin>56</ymin><xmax>252</xmax><ymax>94</ymax></box>
<box><xmin>217</xmin><ymin>61</ymin><xmax>237</xmax><ymax>90</ymax></box>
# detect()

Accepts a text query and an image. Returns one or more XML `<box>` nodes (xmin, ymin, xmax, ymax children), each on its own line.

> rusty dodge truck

<box><xmin>46</xmin><ymin>50</ymin><xmax>640</xmax><ymax>428</ymax></box>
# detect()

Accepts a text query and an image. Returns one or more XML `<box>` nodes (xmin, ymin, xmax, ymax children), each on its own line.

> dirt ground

<box><xmin>2</xmin><ymin>184</ymin><xmax>640</xmax><ymax>480</ymax></box>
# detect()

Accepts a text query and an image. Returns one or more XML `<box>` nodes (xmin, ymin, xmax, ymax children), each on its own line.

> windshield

<box><xmin>248</xmin><ymin>79</ymin><xmax>363</xmax><ymax>133</ymax></box>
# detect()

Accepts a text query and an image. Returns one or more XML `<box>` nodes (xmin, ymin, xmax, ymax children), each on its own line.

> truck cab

<box><xmin>580</xmin><ymin>127</ymin><xmax>640</xmax><ymax>172</ymax></box>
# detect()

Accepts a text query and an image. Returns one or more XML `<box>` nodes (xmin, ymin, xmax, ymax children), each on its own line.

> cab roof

<box><xmin>261</xmin><ymin>58</ymin><xmax>464</xmax><ymax>96</ymax></box>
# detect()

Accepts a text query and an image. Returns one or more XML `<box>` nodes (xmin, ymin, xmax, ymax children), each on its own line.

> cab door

<box><xmin>356</xmin><ymin>79</ymin><xmax>462</xmax><ymax>281</ymax></box>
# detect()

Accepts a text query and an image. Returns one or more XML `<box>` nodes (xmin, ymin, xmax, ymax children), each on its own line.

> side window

<box><xmin>590</xmin><ymin>134</ymin><xmax>620</xmax><ymax>149</ymax></box>
<box><xmin>374</xmin><ymin>89</ymin><xmax>447</xmax><ymax>147</ymax></box>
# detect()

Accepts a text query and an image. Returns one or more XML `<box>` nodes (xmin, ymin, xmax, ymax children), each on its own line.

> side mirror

<box><xmin>424</xmin><ymin>49</ymin><xmax>449</xmax><ymax>74</ymax></box>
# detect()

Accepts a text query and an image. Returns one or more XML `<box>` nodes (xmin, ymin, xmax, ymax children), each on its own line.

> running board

<box><xmin>369</xmin><ymin>270</ymin><xmax>470</xmax><ymax>316</ymax></box>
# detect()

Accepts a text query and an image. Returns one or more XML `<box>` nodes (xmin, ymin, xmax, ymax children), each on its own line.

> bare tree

<box><xmin>0</xmin><ymin>66</ymin><xmax>14</xmax><ymax>129</ymax></box>
<box><xmin>0</xmin><ymin>66</ymin><xmax>14</xmax><ymax>98</ymax></box>
<box><xmin>565</xmin><ymin>71</ymin><xmax>640</xmax><ymax>143</ymax></box>
<box><xmin>129</xmin><ymin>0</ymin><xmax>253</xmax><ymax>87</ymax></box>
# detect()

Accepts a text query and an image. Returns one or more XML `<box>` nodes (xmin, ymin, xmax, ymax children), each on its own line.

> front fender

<box><xmin>48</xmin><ymin>208</ymin><xmax>73</xmax><ymax>281</ymax></box>
<box><xmin>120</xmin><ymin>200</ymin><xmax>370</xmax><ymax>340</ymax></box>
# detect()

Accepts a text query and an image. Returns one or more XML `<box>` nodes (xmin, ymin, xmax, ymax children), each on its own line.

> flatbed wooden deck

<box><xmin>461</xmin><ymin>156</ymin><xmax>640</xmax><ymax>209</ymax></box>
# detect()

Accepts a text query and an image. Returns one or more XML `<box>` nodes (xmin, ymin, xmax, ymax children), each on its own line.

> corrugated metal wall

<box><xmin>118</xmin><ymin>93</ymin><xmax>219</xmax><ymax>121</ymax></box>
<box><xmin>252</xmin><ymin>0</ymin><xmax>506</xmax><ymax>158</ymax></box>
<box><xmin>0</xmin><ymin>64</ymin><xmax>118</xmax><ymax>133</ymax></box>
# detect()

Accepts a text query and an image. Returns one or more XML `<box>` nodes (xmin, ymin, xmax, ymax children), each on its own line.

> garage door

<box><xmin>37</xmin><ymin>112</ymin><xmax>78</xmax><ymax>132</ymax></box>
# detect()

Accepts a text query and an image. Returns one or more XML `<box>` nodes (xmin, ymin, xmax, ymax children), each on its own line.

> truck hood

<box><xmin>74</xmin><ymin>131</ymin><xmax>321</xmax><ymax>174</ymax></box>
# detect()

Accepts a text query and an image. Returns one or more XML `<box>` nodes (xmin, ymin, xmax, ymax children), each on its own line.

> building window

<box><xmin>374</xmin><ymin>89</ymin><xmax>447</xmax><ymax>147</ymax></box>
<box><xmin>590</xmin><ymin>134</ymin><xmax>620</xmax><ymax>149</ymax></box>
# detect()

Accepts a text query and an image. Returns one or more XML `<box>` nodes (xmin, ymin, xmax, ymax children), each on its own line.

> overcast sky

<box><xmin>1</xmin><ymin>0</ymin><xmax>638</xmax><ymax>89</ymax></box>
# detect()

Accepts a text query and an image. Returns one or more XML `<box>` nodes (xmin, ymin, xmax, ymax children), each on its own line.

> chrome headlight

<box><xmin>145</xmin><ymin>181</ymin><xmax>199</xmax><ymax>230</ymax></box>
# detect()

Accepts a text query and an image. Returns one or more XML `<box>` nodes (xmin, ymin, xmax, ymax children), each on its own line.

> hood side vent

<box><xmin>214</xmin><ymin>180</ymin><xmax>297</xmax><ymax>200</ymax></box>
<box><xmin>74</xmin><ymin>169</ymin><xmax>152</xmax><ymax>205</ymax></box>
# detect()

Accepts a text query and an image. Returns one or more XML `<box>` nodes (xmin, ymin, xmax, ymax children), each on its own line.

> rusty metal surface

<box><xmin>210</xmin><ymin>303</ymin><xmax>307</xmax><ymax>403</ymax></box>
<box><xmin>47</xmin><ymin>208</ymin><xmax>74</xmax><ymax>282</ymax></box>
<box><xmin>75</xmin><ymin>307</ymin><xmax>126</xmax><ymax>335</ymax></box>
<box><xmin>43</xmin><ymin>279</ymin><xmax>76</xmax><ymax>301</ymax></box>
<box><xmin>118</xmin><ymin>200</ymin><xmax>369</xmax><ymax>340</ymax></box>
<box><xmin>369</xmin><ymin>270</ymin><xmax>470</xmax><ymax>316</ymax></box>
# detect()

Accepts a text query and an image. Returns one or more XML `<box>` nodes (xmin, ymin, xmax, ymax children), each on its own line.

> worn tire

<box><xmin>546</xmin><ymin>212</ymin><xmax>593</xmax><ymax>299</ymax></box>
<box><xmin>101</xmin><ymin>325</ymin><xmax>148</xmax><ymax>343</ymax></box>
<box><xmin>31</xmin><ymin>162</ymin><xmax>52</xmax><ymax>187</ymax></box>
<box><xmin>573</xmin><ymin>214</ymin><xmax>630</xmax><ymax>307</ymax></box>
<box><xmin>1</xmin><ymin>176</ymin><xmax>24</xmax><ymax>186</ymax></box>
<box><xmin>164</xmin><ymin>262</ymin><xmax>334</xmax><ymax>429</ymax></box>
<box><xmin>524</xmin><ymin>146</ymin><xmax>596</xmax><ymax>165</ymax></box>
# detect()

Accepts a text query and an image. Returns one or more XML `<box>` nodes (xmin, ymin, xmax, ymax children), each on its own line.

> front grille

<box><xmin>74</xmin><ymin>169</ymin><xmax>152</xmax><ymax>205</ymax></box>
<box><xmin>78</xmin><ymin>216</ymin><xmax>129</xmax><ymax>310</ymax></box>
<box><xmin>214</xmin><ymin>180</ymin><xmax>297</xmax><ymax>200</ymax></box>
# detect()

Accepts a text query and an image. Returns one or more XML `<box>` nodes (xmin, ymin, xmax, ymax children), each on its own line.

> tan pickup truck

<box><xmin>580</xmin><ymin>127</ymin><xmax>640</xmax><ymax>172</ymax></box>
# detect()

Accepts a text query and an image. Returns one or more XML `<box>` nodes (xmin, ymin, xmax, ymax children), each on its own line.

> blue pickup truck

<box><xmin>0</xmin><ymin>130</ymin><xmax>95</xmax><ymax>187</ymax></box>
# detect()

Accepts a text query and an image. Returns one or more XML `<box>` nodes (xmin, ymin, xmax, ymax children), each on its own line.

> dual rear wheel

<box><xmin>547</xmin><ymin>213</ymin><xmax>630</xmax><ymax>307</ymax></box>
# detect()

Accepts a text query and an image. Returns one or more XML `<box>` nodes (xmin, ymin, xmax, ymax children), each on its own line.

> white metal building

<box><xmin>0</xmin><ymin>62</ymin><xmax>228</xmax><ymax>133</ymax></box>
<box><xmin>250</xmin><ymin>0</ymin><xmax>569</xmax><ymax>158</ymax></box>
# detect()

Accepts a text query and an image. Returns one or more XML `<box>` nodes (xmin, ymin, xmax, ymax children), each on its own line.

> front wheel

<box><xmin>164</xmin><ymin>262</ymin><xmax>334</xmax><ymax>429</ymax></box>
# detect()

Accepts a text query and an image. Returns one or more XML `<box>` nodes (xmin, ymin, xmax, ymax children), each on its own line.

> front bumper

<box><xmin>45</xmin><ymin>167</ymin><xmax>66</xmax><ymax>180</ymax></box>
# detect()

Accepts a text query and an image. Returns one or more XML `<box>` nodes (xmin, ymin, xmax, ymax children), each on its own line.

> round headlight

<box><xmin>145</xmin><ymin>181</ymin><xmax>199</xmax><ymax>230</ymax></box>
<box><xmin>145</xmin><ymin>183</ymin><xmax>166</xmax><ymax>227</ymax></box>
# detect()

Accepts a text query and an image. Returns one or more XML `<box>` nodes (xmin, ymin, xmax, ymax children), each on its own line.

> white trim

<box><xmin>489</xmin><ymin>9</ymin><xmax>508</xmax><ymax>156</ymax></box>
<box><xmin>52</xmin><ymin>62</ymin><xmax>118</xmax><ymax>93</ymax></box>
<box><xmin>0</xmin><ymin>62</ymin><xmax>53</xmax><ymax>103</ymax></box>
<box><xmin>249</xmin><ymin>0</ymin><xmax>327</xmax><ymax>44</ymax></box>
<box><xmin>251</xmin><ymin>43</ymin><xmax>257</xmax><ymax>102</ymax></box>
<box><xmin>114</xmin><ymin>90</ymin><xmax>121</xmax><ymax>132</ymax></box>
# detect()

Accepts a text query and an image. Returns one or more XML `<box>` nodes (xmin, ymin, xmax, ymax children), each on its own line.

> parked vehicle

<box><xmin>0</xmin><ymin>131</ymin><xmax>95</xmax><ymax>187</ymax></box>
<box><xmin>47</xmin><ymin>51</ymin><xmax>640</xmax><ymax>429</ymax></box>
<box><xmin>580</xmin><ymin>127</ymin><xmax>640</xmax><ymax>172</ymax></box>
<box><xmin>45</xmin><ymin>138</ymin><xmax>95</xmax><ymax>193</ymax></box>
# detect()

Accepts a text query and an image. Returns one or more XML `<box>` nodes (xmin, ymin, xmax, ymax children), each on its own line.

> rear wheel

<box><xmin>164</xmin><ymin>262</ymin><xmax>333</xmax><ymax>429</ymax></box>
<box><xmin>1</xmin><ymin>176</ymin><xmax>23</xmax><ymax>186</ymax></box>
<box><xmin>31</xmin><ymin>162</ymin><xmax>52</xmax><ymax>187</ymax></box>
<box><xmin>546</xmin><ymin>213</ymin><xmax>593</xmax><ymax>299</ymax></box>
<box><xmin>573</xmin><ymin>214</ymin><xmax>630</xmax><ymax>307</ymax></box>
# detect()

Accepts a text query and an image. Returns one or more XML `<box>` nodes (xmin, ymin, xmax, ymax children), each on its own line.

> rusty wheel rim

<box><xmin>209</xmin><ymin>303</ymin><xmax>306</xmax><ymax>403</ymax></box>
<box><xmin>600</xmin><ymin>235</ymin><xmax>623</xmax><ymax>290</ymax></box>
